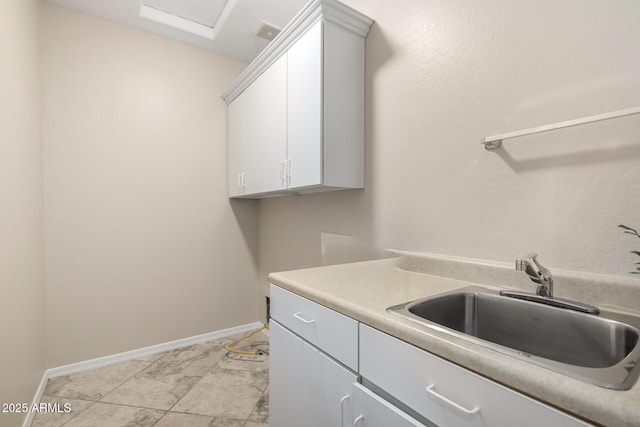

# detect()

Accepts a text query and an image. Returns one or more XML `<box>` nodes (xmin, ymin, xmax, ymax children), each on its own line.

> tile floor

<box><xmin>31</xmin><ymin>331</ymin><xmax>269</xmax><ymax>427</ymax></box>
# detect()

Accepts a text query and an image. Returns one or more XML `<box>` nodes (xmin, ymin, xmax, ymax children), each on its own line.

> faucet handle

<box><xmin>516</xmin><ymin>253</ymin><xmax>554</xmax><ymax>297</ymax></box>
<box><xmin>516</xmin><ymin>253</ymin><xmax>539</xmax><ymax>275</ymax></box>
<box><xmin>526</xmin><ymin>253</ymin><xmax>545</xmax><ymax>274</ymax></box>
<box><xmin>516</xmin><ymin>253</ymin><xmax>547</xmax><ymax>282</ymax></box>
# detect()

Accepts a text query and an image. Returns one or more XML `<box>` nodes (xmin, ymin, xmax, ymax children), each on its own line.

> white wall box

<box><xmin>222</xmin><ymin>0</ymin><xmax>373</xmax><ymax>198</ymax></box>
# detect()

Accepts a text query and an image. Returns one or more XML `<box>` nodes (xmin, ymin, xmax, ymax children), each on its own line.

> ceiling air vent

<box><xmin>254</xmin><ymin>22</ymin><xmax>282</xmax><ymax>42</ymax></box>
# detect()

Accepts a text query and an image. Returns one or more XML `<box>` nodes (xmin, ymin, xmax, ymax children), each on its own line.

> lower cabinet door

<box><xmin>270</xmin><ymin>319</ymin><xmax>358</xmax><ymax>427</ymax></box>
<box><xmin>351</xmin><ymin>382</ymin><xmax>426</xmax><ymax>427</ymax></box>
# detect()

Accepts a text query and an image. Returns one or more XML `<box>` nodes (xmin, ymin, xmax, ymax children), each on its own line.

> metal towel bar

<box><xmin>482</xmin><ymin>106</ymin><xmax>640</xmax><ymax>150</ymax></box>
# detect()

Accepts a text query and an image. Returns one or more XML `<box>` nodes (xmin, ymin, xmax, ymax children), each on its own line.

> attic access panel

<box><xmin>142</xmin><ymin>0</ymin><xmax>228</xmax><ymax>28</ymax></box>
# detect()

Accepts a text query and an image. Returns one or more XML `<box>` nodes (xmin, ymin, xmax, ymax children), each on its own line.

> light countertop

<box><xmin>268</xmin><ymin>255</ymin><xmax>640</xmax><ymax>427</ymax></box>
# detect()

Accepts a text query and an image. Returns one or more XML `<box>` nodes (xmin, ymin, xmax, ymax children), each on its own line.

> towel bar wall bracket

<box><xmin>482</xmin><ymin>106</ymin><xmax>640</xmax><ymax>150</ymax></box>
<box><xmin>483</xmin><ymin>140</ymin><xmax>502</xmax><ymax>150</ymax></box>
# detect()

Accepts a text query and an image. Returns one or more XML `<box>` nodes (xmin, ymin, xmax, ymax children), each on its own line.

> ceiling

<box><xmin>46</xmin><ymin>0</ymin><xmax>308</xmax><ymax>62</ymax></box>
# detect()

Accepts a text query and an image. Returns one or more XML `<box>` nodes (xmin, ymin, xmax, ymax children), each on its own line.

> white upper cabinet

<box><xmin>222</xmin><ymin>0</ymin><xmax>373</xmax><ymax>199</ymax></box>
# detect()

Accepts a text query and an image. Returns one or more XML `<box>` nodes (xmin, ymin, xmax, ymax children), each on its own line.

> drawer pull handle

<box><xmin>354</xmin><ymin>415</ymin><xmax>364</xmax><ymax>426</ymax></box>
<box><xmin>293</xmin><ymin>312</ymin><xmax>315</xmax><ymax>324</ymax></box>
<box><xmin>426</xmin><ymin>384</ymin><xmax>480</xmax><ymax>415</ymax></box>
<box><xmin>340</xmin><ymin>395</ymin><xmax>350</xmax><ymax>427</ymax></box>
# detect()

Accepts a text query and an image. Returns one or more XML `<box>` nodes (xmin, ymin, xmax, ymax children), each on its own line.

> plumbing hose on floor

<box><xmin>225</xmin><ymin>322</ymin><xmax>270</xmax><ymax>356</ymax></box>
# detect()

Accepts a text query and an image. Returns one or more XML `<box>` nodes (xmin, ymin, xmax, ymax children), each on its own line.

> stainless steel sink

<box><xmin>387</xmin><ymin>286</ymin><xmax>640</xmax><ymax>390</ymax></box>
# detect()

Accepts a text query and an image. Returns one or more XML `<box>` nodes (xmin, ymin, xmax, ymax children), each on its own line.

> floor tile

<box><xmin>153</xmin><ymin>412</ymin><xmax>215</xmax><ymax>426</ymax></box>
<box><xmin>247</xmin><ymin>388</ymin><xmax>269</xmax><ymax>425</ymax></box>
<box><xmin>61</xmin><ymin>402</ymin><xmax>164</xmax><ymax>427</ymax></box>
<box><xmin>171</xmin><ymin>367</ymin><xmax>267</xmax><ymax>419</ymax></box>
<box><xmin>100</xmin><ymin>362</ymin><xmax>209</xmax><ymax>410</ymax></box>
<box><xmin>30</xmin><ymin>396</ymin><xmax>93</xmax><ymax>427</ymax></box>
<box><xmin>209</xmin><ymin>416</ymin><xmax>245</xmax><ymax>426</ymax></box>
<box><xmin>35</xmin><ymin>332</ymin><xmax>270</xmax><ymax>426</ymax></box>
<box><xmin>154</xmin><ymin>341</ymin><xmax>228</xmax><ymax>368</ymax></box>
<box><xmin>44</xmin><ymin>360</ymin><xmax>150</xmax><ymax>401</ymax></box>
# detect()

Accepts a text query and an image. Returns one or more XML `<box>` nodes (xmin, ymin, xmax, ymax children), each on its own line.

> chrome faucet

<box><xmin>501</xmin><ymin>253</ymin><xmax>599</xmax><ymax>314</ymax></box>
<box><xmin>516</xmin><ymin>253</ymin><xmax>553</xmax><ymax>298</ymax></box>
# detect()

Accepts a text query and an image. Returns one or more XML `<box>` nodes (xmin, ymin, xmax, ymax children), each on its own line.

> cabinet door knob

<box><xmin>426</xmin><ymin>384</ymin><xmax>480</xmax><ymax>415</ymax></box>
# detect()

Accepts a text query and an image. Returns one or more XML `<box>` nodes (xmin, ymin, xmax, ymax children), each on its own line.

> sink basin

<box><xmin>387</xmin><ymin>286</ymin><xmax>640</xmax><ymax>389</ymax></box>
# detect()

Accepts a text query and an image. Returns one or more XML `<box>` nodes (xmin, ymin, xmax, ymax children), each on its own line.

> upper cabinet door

<box><xmin>227</xmin><ymin>94</ymin><xmax>244</xmax><ymax>197</ymax></box>
<box><xmin>242</xmin><ymin>77</ymin><xmax>264</xmax><ymax>195</ymax></box>
<box><xmin>260</xmin><ymin>54</ymin><xmax>288</xmax><ymax>193</ymax></box>
<box><xmin>286</xmin><ymin>21</ymin><xmax>323</xmax><ymax>189</ymax></box>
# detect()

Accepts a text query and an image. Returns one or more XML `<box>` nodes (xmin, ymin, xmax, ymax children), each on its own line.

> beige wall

<box><xmin>259</xmin><ymin>0</ymin><xmax>640</xmax><ymax>315</ymax></box>
<box><xmin>0</xmin><ymin>0</ymin><xmax>45</xmax><ymax>425</ymax></box>
<box><xmin>42</xmin><ymin>4</ymin><xmax>258</xmax><ymax>367</ymax></box>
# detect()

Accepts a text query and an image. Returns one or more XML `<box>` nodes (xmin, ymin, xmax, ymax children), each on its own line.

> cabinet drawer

<box><xmin>270</xmin><ymin>284</ymin><xmax>358</xmax><ymax>370</ymax></box>
<box><xmin>359</xmin><ymin>324</ymin><xmax>593</xmax><ymax>427</ymax></box>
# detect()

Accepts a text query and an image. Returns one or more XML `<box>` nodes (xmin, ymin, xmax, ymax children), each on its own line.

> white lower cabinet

<box><xmin>351</xmin><ymin>382</ymin><xmax>425</xmax><ymax>427</ymax></box>
<box><xmin>270</xmin><ymin>284</ymin><xmax>594</xmax><ymax>427</ymax></box>
<box><xmin>270</xmin><ymin>320</ymin><xmax>358</xmax><ymax>427</ymax></box>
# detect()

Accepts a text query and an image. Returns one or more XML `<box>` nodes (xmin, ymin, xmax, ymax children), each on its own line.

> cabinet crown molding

<box><xmin>221</xmin><ymin>0</ymin><xmax>373</xmax><ymax>104</ymax></box>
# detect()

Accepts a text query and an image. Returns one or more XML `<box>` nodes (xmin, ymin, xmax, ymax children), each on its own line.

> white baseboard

<box><xmin>21</xmin><ymin>369</ymin><xmax>49</xmax><ymax>427</ymax></box>
<box><xmin>22</xmin><ymin>321</ymin><xmax>265</xmax><ymax>427</ymax></box>
<box><xmin>48</xmin><ymin>321</ymin><xmax>264</xmax><ymax>379</ymax></box>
